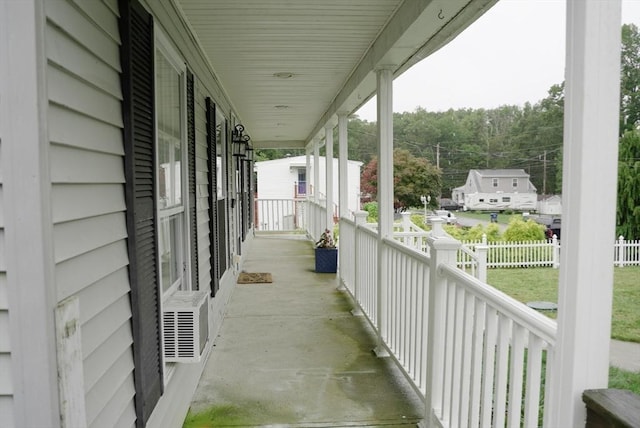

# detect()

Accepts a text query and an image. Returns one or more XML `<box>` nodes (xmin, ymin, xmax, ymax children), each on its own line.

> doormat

<box><xmin>237</xmin><ymin>272</ymin><xmax>273</xmax><ymax>284</ymax></box>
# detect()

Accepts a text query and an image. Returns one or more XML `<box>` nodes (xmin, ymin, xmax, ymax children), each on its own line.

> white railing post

<box><xmin>354</xmin><ymin>211</ymin><xmax>368</xmax><ymax>226</ymax></box>
<box><xmin>352</xmin><ymin>211</ymin><xmax>368</xmax><ymax>316</ymax></box>
<box><xmin>401</xmin><ymin>211</ymin><xmax>412</xmax><ymax>232</ymax></box>
<box><xmin>482</xmin><ymin>233</ymin><xmax>487</xmax><ymax>245</ymax></box>
<box><xmin>552</xmin><ymin>234</ymin><xmax>560</xmax><ymax>269</ymax></box>
<box><xmin>423</xmin><ymin>218</ymin><xmax>461</xmax><ymax>427</ymax></box>
<box><xmin>617</xmin><ymin>235</ymin><xmax>625</xmax><ymax>268</ymax></box>
<box><xmin>475</xmin><ymin>244</ymin><xmax>488</xmax><ymax>283</ymax></box>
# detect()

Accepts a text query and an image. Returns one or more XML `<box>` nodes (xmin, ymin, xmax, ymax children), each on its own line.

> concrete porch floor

<box><xmin>188</xmin><ymin>234</ymin><xmax>424</xmax><ymax>427</ymax></box>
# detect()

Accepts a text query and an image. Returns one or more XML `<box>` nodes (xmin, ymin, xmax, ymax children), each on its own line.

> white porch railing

<box><xmin>431</xmin><ymin>262</ymin><xmax>556</xmax><ymax>428</ymax></box>
<box><xmin>254</xmin><ymin>198</ymin><xmax>306</xmax><ymax>232</ymax></box>
<box><xmin>337</xmin><ymin>217</ymin><xmax>558</xmax><ymax>427</ymax></box>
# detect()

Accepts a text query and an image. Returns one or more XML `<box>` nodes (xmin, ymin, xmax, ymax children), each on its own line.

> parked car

<box><xmin>434</xmin><ymin>209</ymin><xmax>457</xmax><ymax>224</ymax></box>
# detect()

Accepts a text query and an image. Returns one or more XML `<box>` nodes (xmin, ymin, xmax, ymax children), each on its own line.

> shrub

<box><xmin>503</xmin><ymin>218</ymin><xmax>546</xmax><ymax>241</ymax></box>
<box><xmin>362</xmin><ymin>202</ymin><xmax>378</xmax><ymax>222</ymax></box>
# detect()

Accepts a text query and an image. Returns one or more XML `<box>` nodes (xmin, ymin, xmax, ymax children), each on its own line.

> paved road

<box><xmin>455</xmin><ymin>213</ymin><xmax>507</xmax><ymax>232</ymax></box>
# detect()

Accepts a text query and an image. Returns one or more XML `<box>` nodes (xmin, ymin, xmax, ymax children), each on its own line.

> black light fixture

<box><xmin>245</xmin><ymin>144</ymin><xmax>254</xmax><ymax>162</ymax></box>
<box><xmin>232</xmin><ymin>123</ymin><xmax>251</xmax><ymax>157</ymax></box>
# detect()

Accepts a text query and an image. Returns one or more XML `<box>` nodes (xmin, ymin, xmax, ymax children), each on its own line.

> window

<box><xmin>513</xmin><ymin>178</ymin><xmax>518</xmax><ymax>188</ymax></box>
<box><xmin>492</xmin><ymin>178</ymin><xmax>499</xmax><ymax>187</ymax></box>
<box><xmin>297</xmin><ymin>169</ymin><xmax>307</xmax><ymax>195</ymax></box>
<box><xmin>502</xmin><ymin>197</ymin><xmax>511</xmax><ymax>202</ymax></box>
<box><xmin>156</xmin><ymin>32</ymin><xmax>190</xmax><ymax>298</ymax></box>
<box><xmin>479</xmin><ymin>198</ymin><xmax>485</xmax><ymax>202</ymax></box>
<box><xmin>490</xmin><ymin>199</ymin><xmax>498</xmax><ymax>203</ymax></box>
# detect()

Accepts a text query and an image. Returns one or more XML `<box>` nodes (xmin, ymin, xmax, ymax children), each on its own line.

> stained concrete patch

<box><xmin>188</xmin><ymin>236</ymin><xmax>424</xmax><ymax>427</ymax></box>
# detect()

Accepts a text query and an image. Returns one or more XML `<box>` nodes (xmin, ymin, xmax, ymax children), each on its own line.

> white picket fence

<box><xmin>460</xmin><ymin>235</ymin><xmax>640</xmax><ymax>271</ymax></box>
<box><xmin>460</xmin><ymin>236</ymin><xmax>560</xmax><ymax>270</ymax></box>
<box><xmin>614</xmin><ymin>236</ymin><xmax>640</xmax><ymax>267</ymax></box>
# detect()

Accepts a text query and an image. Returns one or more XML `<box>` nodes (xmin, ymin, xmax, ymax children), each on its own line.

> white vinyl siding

<box><xmin>45</xmin><ymin>1</ymin><xmax>136</xmax><ymax>427</ymax></box>
<box><xmin>0</xmin><ymin>182</ymin><xmax>12</xmax><ymax>428</ymax></box>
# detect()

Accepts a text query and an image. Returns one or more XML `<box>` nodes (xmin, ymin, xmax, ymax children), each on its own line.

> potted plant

<box><xmin>315</xmin><ymin>228</ymin><xmax>338</xmax><ymax>273</ymax></box>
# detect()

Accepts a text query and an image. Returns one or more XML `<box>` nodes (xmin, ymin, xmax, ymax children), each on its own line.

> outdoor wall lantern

<box><xmin>245</xmin><ymin>144</ymin><xmax>254</xmax><ymax>162</ymax></box>
<box><xmin>232</xmin><ymin>123</ymin><xmax>251</xmax><ymax>157</ymax></box>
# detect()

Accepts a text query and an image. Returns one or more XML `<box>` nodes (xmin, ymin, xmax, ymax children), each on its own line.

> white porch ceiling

<box><xmin>177</xmin><ymin>0</ymin><xmax>497</xmax><ymax>149</ymax></box>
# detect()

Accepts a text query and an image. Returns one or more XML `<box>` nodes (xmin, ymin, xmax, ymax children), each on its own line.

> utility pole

<box><xmin>542</xmin><ymin>150</ymin><xmax>547</xmax><ymax>195</ymax></box>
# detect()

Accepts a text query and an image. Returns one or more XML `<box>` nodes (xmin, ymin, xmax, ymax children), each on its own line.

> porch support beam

<box><xmin>374</xmin><ymin>66</ymin><xmax>394</xmax><ymax>356</ymax></box>
<box><xmin>325</xmin><ymin>123</ymin><xmax>335</xmax><ymax>230</ymax></box>
<box><xmin>550</xmin><ymin>1</ymin><xmax>622</xmax><ymax>426</ymax></box>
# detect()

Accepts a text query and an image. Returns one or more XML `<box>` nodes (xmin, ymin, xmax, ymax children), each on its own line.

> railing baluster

<box><xmin>507</xmin><ymin>324</ymin><xmax>526</xmax><ymax>428</ymax></box>
<box><xmin>524</xmin><ymin>335</ymin><xmax>544</xmax><ymax>427</ymax></box>
<box><xmin>494</xmin><ymin>315</ymin><xmax>512</xmax><ymax>428</ymax></box>
<box><xmin>480</xmin><ymin>308</ymin><xmax>498</xmax><ymax>427</ymax></box>
<box><xmin>458</xmin><ymin>291</ymin><xmax>474</xmax><ymax>427</ymax></box>
<box><xmin>469</xmin><ymin>298</ymin><xmax>485</xmax><ymax>427</ymax></box>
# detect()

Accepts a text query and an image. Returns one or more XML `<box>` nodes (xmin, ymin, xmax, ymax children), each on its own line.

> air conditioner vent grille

<box><xmin>162</xmin><ymin>291</ymin><xmax>209</xmax><ymax>363</ymax></box>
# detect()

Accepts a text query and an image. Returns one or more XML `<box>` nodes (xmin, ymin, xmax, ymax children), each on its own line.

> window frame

<box><xmin>154</xmin><ymin>28</ymin><xmax>192</xmax><ymax>299</ymax></box>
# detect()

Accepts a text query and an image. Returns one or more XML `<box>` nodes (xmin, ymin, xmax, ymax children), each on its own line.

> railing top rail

<box><xmin>340</xmin><ymin>217</ymin><xmax>356</xmax><ymax>228</ymax></box>
<box><xmin>458</xmin><ymin>245</ymin><xmax>477</xmax><ymax>259</ymax></box>
<box><xmin>393</xmin><ymin>231</ymin><xmax>430</xmax><ymax>237</ymax></box>
<box><xmin>383</xmin><ymin>236</ymin><xmax>431</xmax><ymax>263</ymax></box>
<box><xmin>356</xmin><ymin>222</ymin><xmax>379</xmax><ymax>236</ymax></box>
<box><xmin>255</xmin><ymin>197</ymin><xmax>306</xmax><ymax>201</ymax></box>
<box><xmin>439</xmin><ymin>263</ymin><xmax>557</xmax><ymax>344</ymax></box>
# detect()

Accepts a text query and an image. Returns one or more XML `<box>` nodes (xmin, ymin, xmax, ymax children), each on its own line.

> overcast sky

<box><xmin>355</xmin><ymin>0</ymin><xmax>640</xmax><ymax>121</ymax></box>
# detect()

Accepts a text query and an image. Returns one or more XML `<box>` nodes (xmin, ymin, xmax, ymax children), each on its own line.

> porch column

<box><xmin>313</xmin><ymin>140</ymin><xmax>320</xmax><ymax>204</ymax></box>
<box><xmin>305</xmin><ymin>144</ymin><xmax>312</xmax><ymax>233</ymax></box>
<box><xmin>374</xmin><ymin>66</ymin><xmax>394</xmax><ymax>356</ymax></box>
<box><xmin>338</xmin><ymin>112</ymin><xmax>349</xmax><ymax>219</ymax></box>
<box><xmin>325</xmin><ymin>123</ymin><xmax>334</xmax><ymax>230</ymax></box>
<box><xmin>549</xmin><ymin>1</ymin><xmax>622</xmax><ymax>426</ymax></box>
<box><xmin>337</xmin><ymin>113</ymin><xmax>349</xmax><ymax>291</ymax></box>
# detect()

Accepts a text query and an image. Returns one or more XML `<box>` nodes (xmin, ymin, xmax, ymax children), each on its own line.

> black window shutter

<box><xmin>187</xmin><ymin>70</ymin><xmax>198</xmax><ymax>290</ymax></box>
<box><xmin>206</xmin><ymin>98</ymin><xmax>220</xmax><ymax>296</ymax></box>
<box><xmin>217</xmin><ymin>198</ymin><xmax>227</xmax><ymax>275</ymax></box>
<box><xmin>119</xmin><ymin>0</ymin><xmax>163</xmax><ymax>426</ymax></box>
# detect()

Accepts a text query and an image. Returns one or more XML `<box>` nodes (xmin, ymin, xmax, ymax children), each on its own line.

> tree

<box><xmin>616</xmin><ymin>130</ymin><xmax>640</xmax><ymax>239</ymax></box>
<box><xmin>620</xmin><ymin>24</ymin><xmax>640</xmax><ymax>135</ymax></box>
<box><xmin>360</xmin><ymin>148</ymin><xmax>441</xmax><ymax>211</ymax></box>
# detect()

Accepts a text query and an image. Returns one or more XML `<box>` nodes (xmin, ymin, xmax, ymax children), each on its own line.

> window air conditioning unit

<box><xmin>163</xmin><ymin>290</ymin><xmax>209</xmax><ymax>363</ymax></box>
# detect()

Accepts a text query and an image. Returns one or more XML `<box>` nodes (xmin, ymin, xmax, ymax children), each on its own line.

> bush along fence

<box><xmin>458</xmin><ymin>235</ymin><xmax>640</xmax><ymax>278</ymax></box>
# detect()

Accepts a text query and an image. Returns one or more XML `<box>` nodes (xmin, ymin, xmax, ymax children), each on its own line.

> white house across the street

<box><xmin>452</xmin><ymin>169</ymin><xmax>538</xmax><ymax>211</ymax></box>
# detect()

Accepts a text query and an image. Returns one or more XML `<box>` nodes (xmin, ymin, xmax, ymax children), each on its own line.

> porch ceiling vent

<box><xmin>163</xmin><ymin>291</ymin><xmax>209</xmax><ymax>363</ymax></box>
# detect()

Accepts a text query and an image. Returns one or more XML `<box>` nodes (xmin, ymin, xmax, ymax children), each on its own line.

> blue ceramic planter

<box><xmin>315</xmin><ymin>248</ymin><xmax>338</xmax><ymax>273</ymax></box>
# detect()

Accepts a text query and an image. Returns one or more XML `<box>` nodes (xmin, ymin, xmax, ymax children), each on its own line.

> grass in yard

<box><xmin>609</xmin><ymin>366</ymin><xmax>640</xmax><ymax>394</ymax></box>
<box><xmin>487</xmin><ymin>266</ymin><xmax>640</xmax><ymax>343</ymax></box>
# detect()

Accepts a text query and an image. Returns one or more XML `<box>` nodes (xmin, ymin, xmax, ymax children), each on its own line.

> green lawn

<box><xmin>487</xmin><ymin>266</ymin><xmax>640</xmax><ymax>343</ymax></box>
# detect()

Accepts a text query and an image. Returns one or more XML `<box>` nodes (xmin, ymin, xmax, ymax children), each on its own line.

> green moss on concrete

<box><xmin>183</xmin><ymin>405</ymin><xmax>244</xmax><ymax>427</ymax></box>
<box><xmin>183</xmin><ymin>401</ymin><xmax>299</xmax><ymax>427</ymax></box>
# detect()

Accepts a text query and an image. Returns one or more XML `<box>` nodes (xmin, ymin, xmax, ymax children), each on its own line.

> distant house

<box><xmin>254</xmin><ymin>156</ymin><xmax>362</xmax><ymax>229</ymax></box>
<box><xmin>452</xmin><ymin>169</ymin><xmax>537</xmax><ymax>211</ymax></box>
